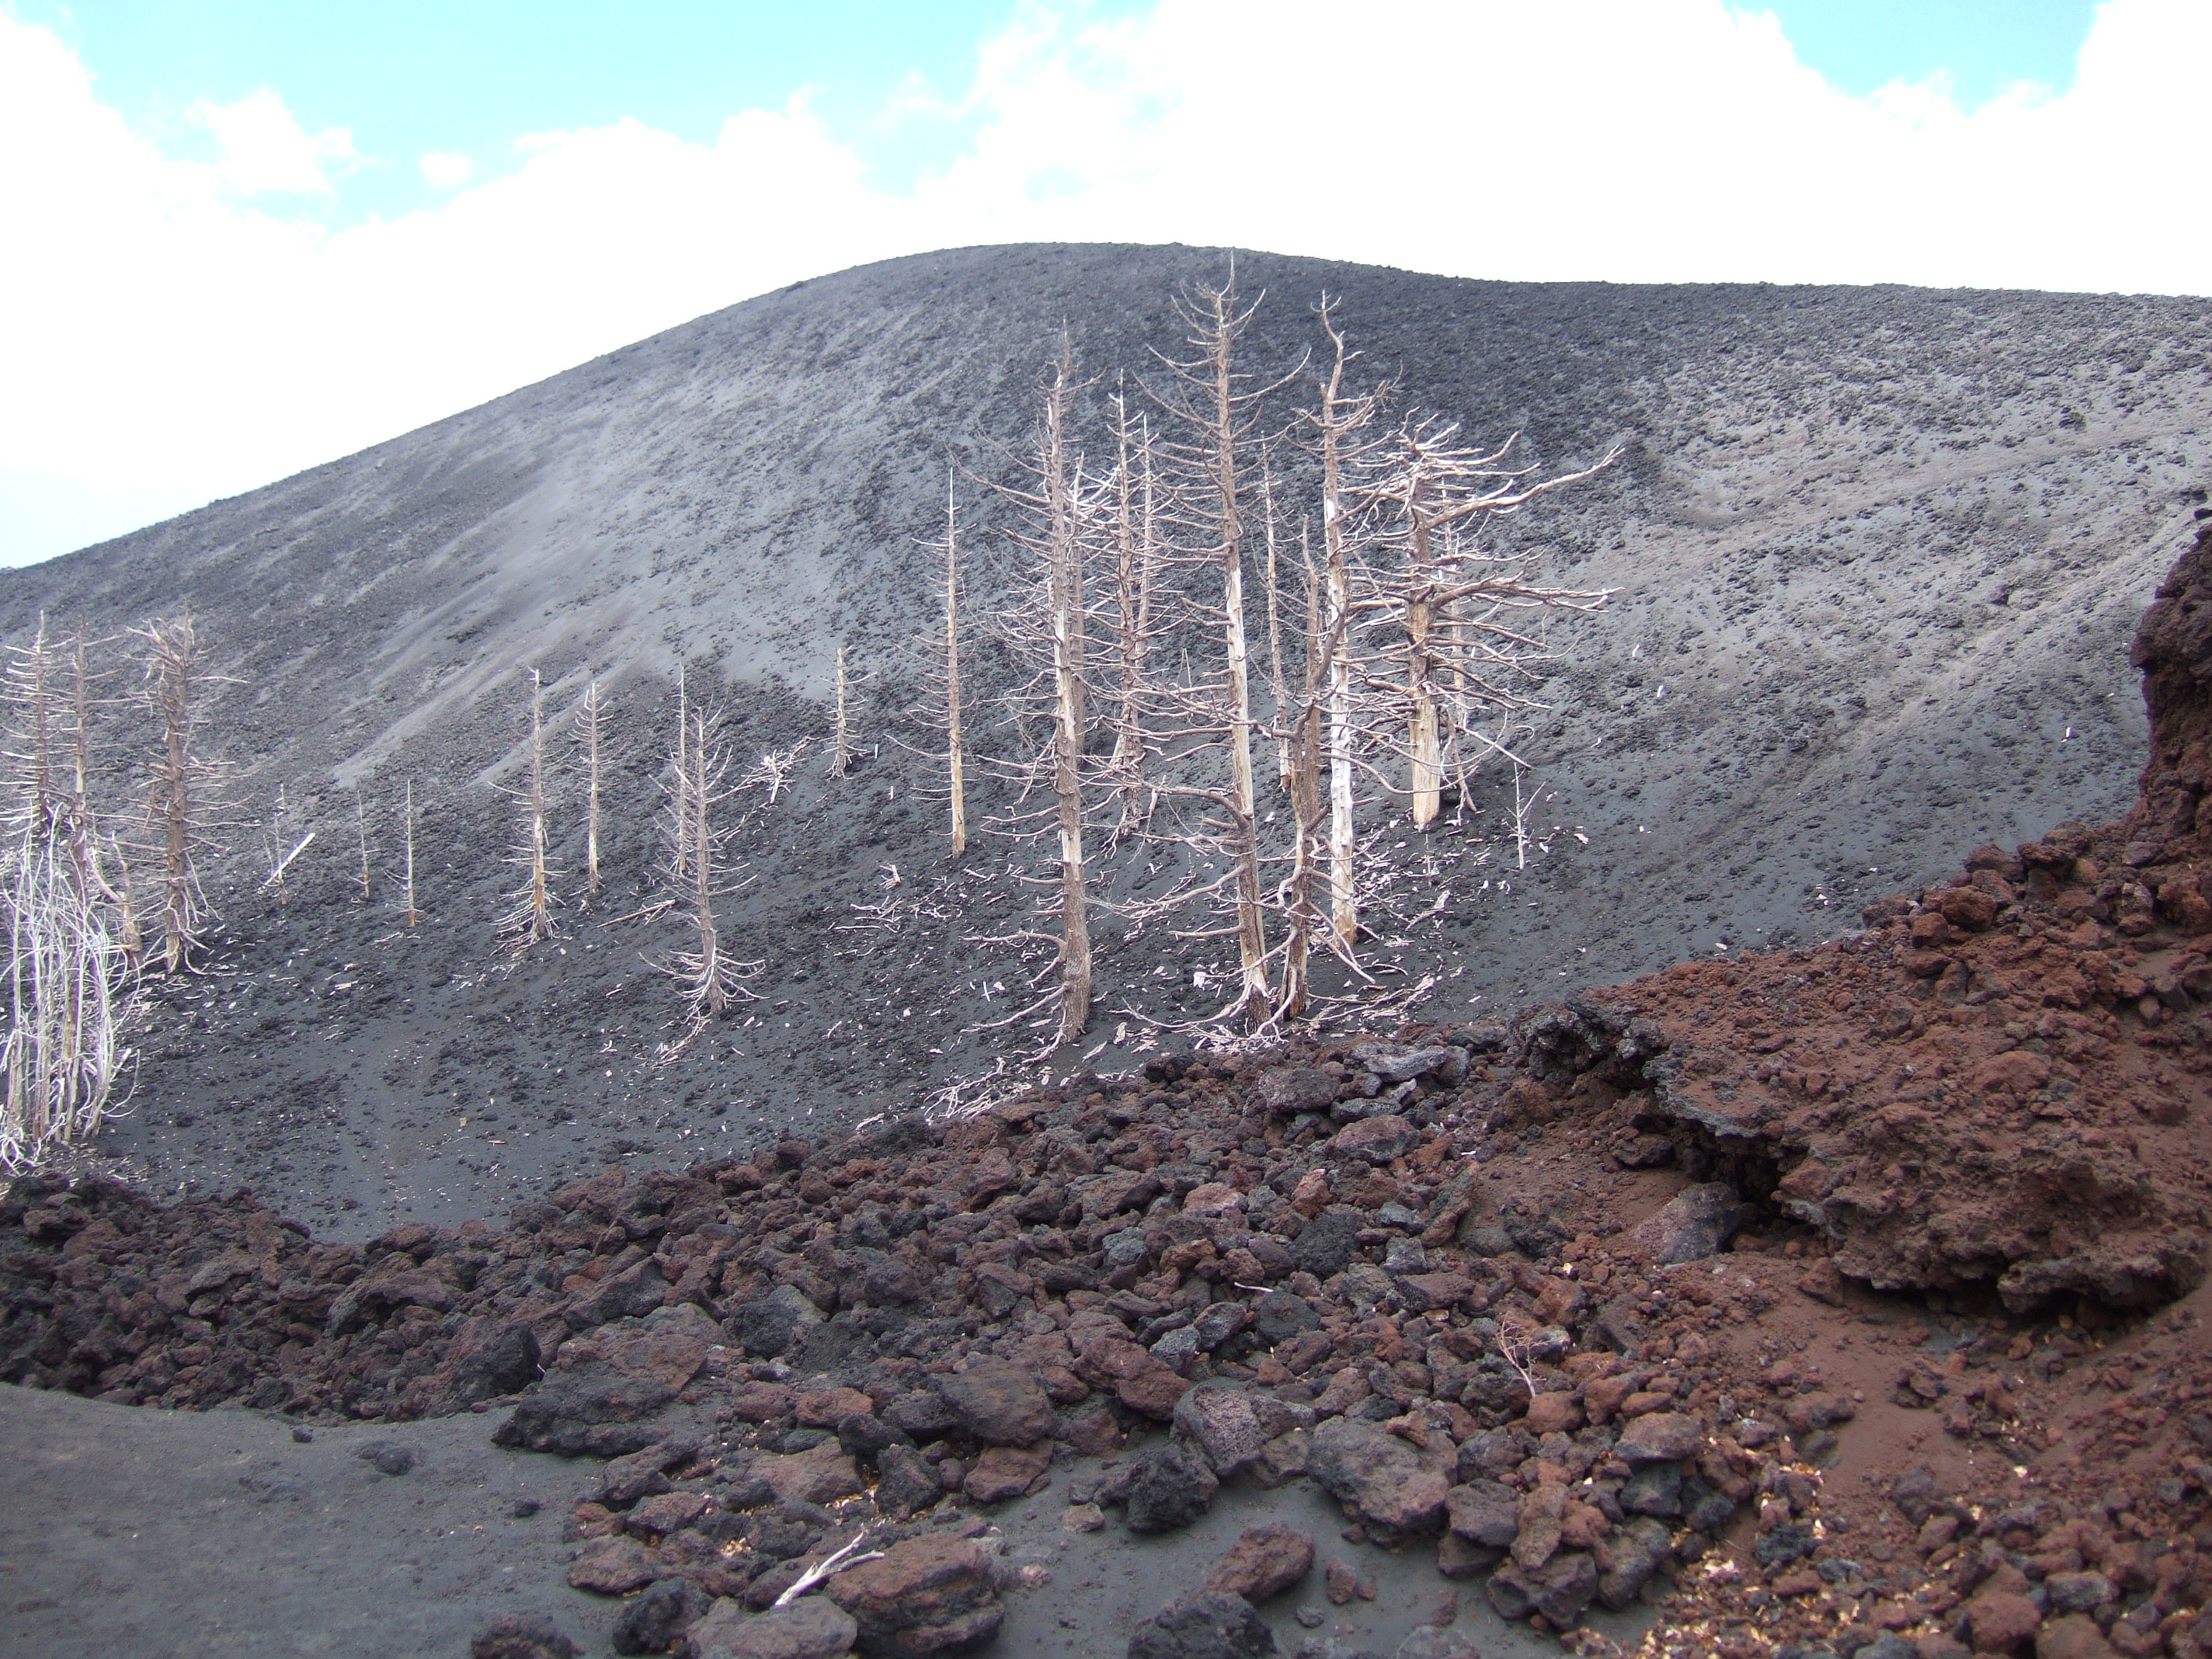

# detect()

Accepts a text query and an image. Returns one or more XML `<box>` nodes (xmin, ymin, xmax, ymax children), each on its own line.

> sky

<box><xmin>2</xmin><ymin>0</ymin><xmax>2203</xmax><ymax>568</ymax></box>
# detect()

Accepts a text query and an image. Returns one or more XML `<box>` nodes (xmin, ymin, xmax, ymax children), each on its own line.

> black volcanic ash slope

<box><xmin>9</xmin><ymin>244</ymin><xmax>2210</xmax><ymax>1236</ymax></box>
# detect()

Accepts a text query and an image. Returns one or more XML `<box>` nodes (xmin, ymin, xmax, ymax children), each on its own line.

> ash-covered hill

<box><xmin>12</xmin><ymin>244</ymin><xmax>2212</xmax><ymax>1236</ymax></box>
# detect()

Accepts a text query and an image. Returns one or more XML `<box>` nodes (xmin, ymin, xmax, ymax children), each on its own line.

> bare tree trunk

<box><xmin>689</xmin><ymin>710</ymin><xmax>725</xmax><ymax>1017</ymax></box>
<box><xmin>65</xmin><ymin>626</ymin><xmax>106</xmax><ymax>899</ymax></box>
<box><xmin>135</xmin><ymin>614</ymin><xmax>224</xmax><ymax>975</ymax></box>
<box><xmin>659</xmin><ymin>701</ymin><xmax>743</xmax><ymax>1019</ymax></box>
<box><xmin>110</xmin><ymin>836</ymin><xmax>141</xmax><ymax>965</ymax></box>
<box><xmin>1403</xmin><ymin>489</ymin><xmax>1443</xmax><ymax>831</ymax></box>
<box><xmin>1278</xmin><ymin>524</ymin><xmax>1327</xmax><ymax>1022</ymax></box>
<box><xmin>503</xmin><ymin>667</ymin><xmax>555</xmax><ymax>948</ymax></box>
<box><xmin>1108</xmin><ymin>391</ymin><xmax>1159</xmax><ymax>830</ymax></box>
<box><xmin>1313</xmin><ymin>309</ymin><xmax>1365</xmax><ymax>953</ymax></box>
<box><xmin>672</xmin><ymin>667</ymin><xmax>694</xmax><ymax>873</ymax></box>
<box><xmin>1044</xmin><ymin>350</ymin><xmax>1093</xmax><ymax>1043</ymax></box>
<box><xmin>1262</xmin><ymin>464</ymin><xmax>1292</xmax><ymax>791</ymax></box>
<box><xmin>402</xmin><ymin>779</ymin><xmax>419</xmax><ymax>928</ymax></box>
<box><xmin>1196</xmin><ymin>285</ymin><xmax>1271</xmax><ymax>1030</ymax></box>
<box><xmin>828</xmin><ymin>646</ymin><xmax>851</xmax><ymax>777</ymax></box>
<box><xmin>579</xmin><ymin>676</ymin><xmax>604</xmax><ymax>894</ymax></box>
<box><xmin>354</xmin><ymin>794</ymin><xmax>372</xmax><ymax>902</ymax></box>
<box><xmin>942</xmin><ymin>476</ymin><xmax>967</xmax><ymax>858</ymax></box>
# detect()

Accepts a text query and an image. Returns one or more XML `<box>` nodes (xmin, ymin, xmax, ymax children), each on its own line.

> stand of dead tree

<box><xmin>0</xmin><ymin>617</ymin><xmax>133</xmax><ymax>1170</ymax></box>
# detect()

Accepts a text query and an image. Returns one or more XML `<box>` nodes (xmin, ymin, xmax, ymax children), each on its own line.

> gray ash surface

<box><xmin>3</xmin><ymin>242</ymin><xmax>2207</xmax><ymax>1245</ymax></box>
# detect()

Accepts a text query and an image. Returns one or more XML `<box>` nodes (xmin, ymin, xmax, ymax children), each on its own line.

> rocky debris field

<box><xmin>8</xmin><ymin>979</ymin><xmax>2212</xmax><ymax>1659</ymax></box>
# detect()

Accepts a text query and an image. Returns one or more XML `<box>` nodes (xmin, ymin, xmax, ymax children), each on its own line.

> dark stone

<box><xmin>686</xmin><ymin>1598</ymin><xmax>859</xmax><ymax>1659</ymax></box>
<box><xmin>353</xmin><ymin>1440</ymin><xmax>416</xmax><ymax>1476</ymax></box>
<box><xmin>1308</xmin><ymin>1419</ymin><xmax>1450</xmax><ymax>1537</ymax></box>
<box><xmin>872</xmin><ymin>1443</ymin><xmax>942</xmax><ymax>1519</ymax></box>
<box><xmin>939</xmin><ymin>1361</ymin><xmax>1052</xmax><ymax>1446</ymax></box>
<box><xmin>1754</xmin><ymin>1522</ymin><xmax>1818</xmax><ymax>1570</ymax></box>
<box><xmin>1289</xmin><ymin>1213</ymin><xmax>1365</xmax><ymax>1279</ymax></box>
<box><xmin>1683</xmin><ymin>1485</ymin><xmax>1736</xmax><ymax>1533</ymax></box>
<box><xmin>1330</xmin><ymin>1115</ymin><xmax>1422</xmax><ymax>1166</ymax></box>
<box><xmin>451</xmin><ymin>1320</ymin><xmax>543</xmax><ymax>1403</ymax></box>
<box><xmin>565</xmin><ymin>1258</ymin><xmax>669</xmax><ymax>1328</ymax></box>
<box><xmin>884</xmin><ymin>1389</ymin><xmax>962</xmax><ymax>1440</ymax></box>
<box><xmin>730</xmin><ymin>1297</ymin><xmax>808</xmax><ymax>1359</ymax></box>
<box><xmin>610</xmin><ymin>1577</ymin><xmax>710</xmax><ymax>1655</ymax></box>
<box><xmin>1125</xmin><ymin>1439</ymin><xmax>1221</xmax><ymax>1534</ymax></box>
<box><xmin>1203</xmin><ymin>1523</ymin><xmax>1314</xmax><ymax>1604</ymax></box>
<box><xmin>826</xmin><ymin>1534</ymin><xmax>1003</xmax><ymax>1656</ymax></box>
<box><xmin>1487</xmin><ymin>1549</ymin><xmax>1598</xmax><ymax>1626</ymax></box>
<box><xmin>471</xmin><ymin>1612</ymin><xmax>582</xmax><ymax>1659</ymax></box>
<box><xmin>1127</xmin><ymin>1589</ymin><xmax>1278</xmax><ymax>1658</ymax></box>
<box><xmin>1254</xmin><ymin>1069</ymin><xmax>1338</xmax><ymax>1116</ymax></box>
<box><xmin>1191</xmin><ymin>1301</ymin><xmax>1250</xmax><ymax>1351</ymax></box>
<box><xmin>1597</xmin><ymin>1517</ymin><xmax>1673</xmax><ymax>1611</ymax></box>
<box><xmin>1626</xmin><ymin>1184</ymin><xmax>1746</xmax><ymax>1264</ymax></box>
<box><xmin>491</xmin><ymin>1367</ymin><xmax>678</xmax><ymax>1458</ymax></box>
<box><xmin>1252</xmin><ymin>1292</ymin><xmax>1321</xmax><ymax>1344</ymax></box>
<box><xmin>1619</xmin><ymin>1461</ymin><xmax>1683</xmax><ymax>1518</ymax></box>
<box><xmin>835</xmin><ymin>1413</ymin><xmax>913</xmax><ymax>1460</ymax></box>
<box><xmin>1442</xmin><ymin>1480</ymin><xmax>1520</xmax><ymax>1549</ymax></box>
<box><xmin>1612</xmin><ymin>1412</ymin><xmax>1703</xmax><ymax>1464</ymax></box>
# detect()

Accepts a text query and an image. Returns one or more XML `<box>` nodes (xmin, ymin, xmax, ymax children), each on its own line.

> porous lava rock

<box><xmin>1126</xmin><ymin>1589</ymin><xmax>1278</xmax><ymax>1659</ymax></box>
<box><xmin>826</xmin><ymin>1534</ymin><xmax>1002</xmax><ymax>1656</ymax></box>
<box><xmin>1202</xmin><ymin>1523</ymin><xmax>1315</xmax><ymax>1604</ymax></box>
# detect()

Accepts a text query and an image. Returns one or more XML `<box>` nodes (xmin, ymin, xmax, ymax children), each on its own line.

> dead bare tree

<box><xmin>1261</xmin><ymin>462</ymin><xmax>1293</xmax><ymax>791</ymax></box>
<box><xmin>979</xmin><ymin>343</ymin><xmax>1106</xmax><ymax>1047</ymax></box>
<box><xmin>893</xmin><ymin>472</ymin><xmax>972</xmax><ymax>857</ymax></box>
<box><xmin>259</xmin><ymin>785</ymin><xmax>311</xmax><ymax>907</ymax></box>
<box><xmin>499</xmin><ymin>667</ymin><xmax>557</xmax><ymax>949</ymax></box>
<box><xmin>1139</xmin><ymin>278</ymin><xmax>1303</xmax><ymax>1031</ymax></box>
<box><xmin>353</xmin><ymin>792</ymin><xmax>372</xmax><ymax>903</ymax></box>
<box><xmin>1104</xmin><ymin>386</ymin><xmax>1165</xmax><ymax>832</ymax></box>
<box><xmin>941</xmin><ymin>485</ymin><xmax>968</xmax><ymax>857</ymax></box>
<box><xmin>658</xmin><ymin>703</ymin><xmax>753</xmax><ymax>1019</ymax></box>
<box><xmin>828</xmin><ymin>646</ymin><xmax>853</xmax><ymax>778</ymax></box>
<box><xmin>1361</xmin><ymin>421</ymin><xmax>1620</xmax><ymax>830</ymax></box>
<box><xmin>1303</xmin><ymin>301</ymin><xmax>1389</xmax><ymax>954</ymax></box>
<box><xmin>402</xmin><ymin>780</ymin><xmax>419</xmax><ymax>928</ymax></box>
<box><xmin>575</xmin><ymin>676</ymin><xmax>607</xmax><ymax>896</ymax></box>
<box><xmin>134</xmin><ymin>614</ymin><xmax>230</xmax><ymax>975</ymax></box>
<box><xmin>1273</xmin><ymin>524</ymin><xmax>1331</xmax><ymax>1021</ymax></box>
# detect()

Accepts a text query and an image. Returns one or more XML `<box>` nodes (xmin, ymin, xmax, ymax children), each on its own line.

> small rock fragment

<box><xmin>1202</xmin><ymin>1523</ymin><xmax>1314</xmax><ymax>1604</ymax></box>
<box><xmin>471</xmin><ymin>1612</ymin><xmax>581</xmax><ymax>1659</ymax></box>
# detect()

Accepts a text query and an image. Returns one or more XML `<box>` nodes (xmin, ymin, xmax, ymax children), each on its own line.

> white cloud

<box><xmin>418</xmin><ymin>150</ymin><xmax>472</xmax><ymax>190</ymax></box>
<box><xmin>2</xmin><ymin>0</ymin><xmax>2208</xmax><ymax>565</ymax></box>
<box><xmin>185</xmin><ymin>88</ymin><xmax>356</xmax><ymax>195</ymax></box>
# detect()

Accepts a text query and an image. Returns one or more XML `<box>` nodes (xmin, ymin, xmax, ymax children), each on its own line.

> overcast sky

<box><xmin>3</xmin><ymin>0</ymin><xmax>2203</xmax><ymax>569</ymax></box>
